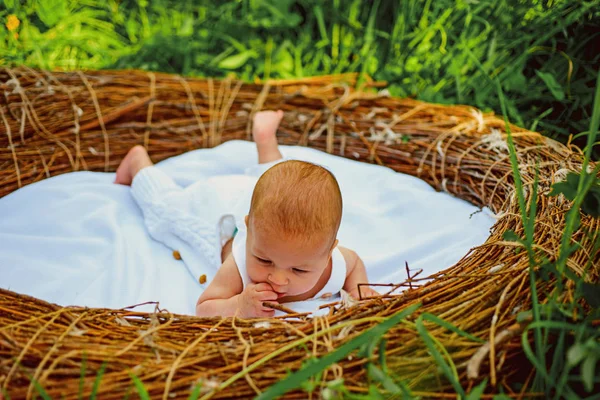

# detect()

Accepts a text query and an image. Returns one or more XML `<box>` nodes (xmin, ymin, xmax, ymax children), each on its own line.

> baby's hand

<box><xmin>238</xmin><ymin>282</ymin><xmax>278</xmax><ymax>318</ymax></box>
<box><xmin>349</xmin><ymin>286</ymin><xmax>380</xmax><ymax>300</ymax></box>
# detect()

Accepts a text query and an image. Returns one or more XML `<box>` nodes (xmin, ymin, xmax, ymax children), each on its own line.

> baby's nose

<box><xmin>268</xmin><ymin>270</ymin><xmax>288</xmax><ymax>286</ymax></box>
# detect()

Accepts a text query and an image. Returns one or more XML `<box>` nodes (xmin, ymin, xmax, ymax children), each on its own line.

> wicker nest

<box><xmin>0</xmin><ymin>67</ymin><xmax>597</xmax><ymax>399</ymax></box>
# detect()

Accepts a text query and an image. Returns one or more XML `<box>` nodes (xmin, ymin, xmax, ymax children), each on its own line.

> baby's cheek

<box><xmin>297</xmin><ymin>274</ymin><xmax>320</xmax><ymax>292</ymax></box>
<box><xmin>247</xmin><ymin>263</ymin><xmax>267</xmax><ymax>283</ymax></box>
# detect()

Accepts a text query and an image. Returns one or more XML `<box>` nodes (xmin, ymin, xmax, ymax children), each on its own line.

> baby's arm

<box><xmin>196</xmin><ymin>254</ymin><xmax>279</xmax><ymax>318</ymax></box>
<box><xmin>339</xmin><ymin>247</ymin><xmax>379</xmax><ymax>299</ymax></box>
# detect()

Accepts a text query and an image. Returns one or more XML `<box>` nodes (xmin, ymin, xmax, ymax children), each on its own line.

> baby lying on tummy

<box><xmin>115</xmin><ymin>110</ymin><xmax>378</xmax><ymax>318</ymax></box>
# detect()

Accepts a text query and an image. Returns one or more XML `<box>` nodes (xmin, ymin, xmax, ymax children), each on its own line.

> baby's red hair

<box><xmin>249</xmin><ymin>160</ymin><xmax>343</xmax><ymax>247</ymax></box>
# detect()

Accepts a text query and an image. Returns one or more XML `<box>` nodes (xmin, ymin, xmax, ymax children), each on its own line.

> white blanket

<box><xmin>0</xmin><ymin>141</ymin><xmax>495</xmax><ymax>316</ymax></box>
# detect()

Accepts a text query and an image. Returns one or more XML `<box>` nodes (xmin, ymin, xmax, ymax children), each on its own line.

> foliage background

<box><xmin>1</xmin><ymin>0</ymin><xmax>599</xmax><ymax>153</ymax></box>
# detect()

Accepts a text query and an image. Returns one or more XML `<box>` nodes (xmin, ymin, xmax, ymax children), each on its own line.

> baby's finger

<box><xmin>260</xmin><ymin>309</ymin><xmax>276</xmax><ymax>318</ymax></box>
<box><xmin>253</xmin><ymin>282</ymin><xmax>275</xmax><ymax>292</ymax></box>
<box><xmin>261</xmin><ymin>302</ymin><xmax>278</xmax><ymax>313</ymax></box>
<box><xmin>257</xmin><ymin>290</ymin><xmax>278</xmax><ymax>302</ymax></box>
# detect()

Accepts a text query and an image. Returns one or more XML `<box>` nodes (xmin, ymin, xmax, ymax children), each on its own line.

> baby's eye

<box><xmin>256</xmin><ymin>257</ymin><xmax>272</xmax><ymax>264</ymax></box>
<box><xmin>292</xmin><ymin>268</ymin><xmax>308</xmax><ymax>274</ymax></box>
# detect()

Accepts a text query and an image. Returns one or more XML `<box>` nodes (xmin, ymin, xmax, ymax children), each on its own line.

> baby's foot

<box><xmin>252</xmin><ymin>110</ymin><xmax>284</xmax><ymax>145</ymax></box>
<box><xmin>114</xmin><ymin>145</ymin><xmax>153</xmax><ymax>186</ymax></box>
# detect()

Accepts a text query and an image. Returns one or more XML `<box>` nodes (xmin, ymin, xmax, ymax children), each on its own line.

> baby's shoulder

<box><xmin>336</xmin><ymin>246</ymin><xmax>359</xmax><ymax>272</ymax></box>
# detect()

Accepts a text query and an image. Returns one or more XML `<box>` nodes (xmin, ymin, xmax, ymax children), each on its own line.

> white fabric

<box><xmin>129</xmin><ymin>157</ymin><xmax>285</xmax><ymax>285</ymax></box>
<box><xmin>0</xmin><ymin>140</ymin><xmax>496</xmax><ymax>316</ymax></box>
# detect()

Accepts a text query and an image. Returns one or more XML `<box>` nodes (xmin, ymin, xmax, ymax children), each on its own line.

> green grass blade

<box><xmin>187</xmin><ymin>381</ymin><xmax>204</xmax><ymax>400</ymax></box>
<box><xmin>367</xmin><ymin>363</ymin><xmax>402</xmax><ymax>394</ymax></box>
<box><xmin>415</xmin><ymin>315</ymin><xmax>465</xmax><ymax>397</ymax></box>
<box><xmin>495</xmin><ymin>80</ymin><xmax>529</xmax><ymax>244</ymax></box>
<box><xmin>89</xmin><ymin>361</ymin><xmax>107</xmax><ymax>400</ymax></box>
<box><xmin>556</xmin><ymin>70</ymin><xmax>600</xmax><ymax>273</ymax></box>
<box><xmin>527</xmin><ymin>165</ymin><xmax>539</xmax><ymax>249</ymax></box>
<box><xmin>129</xmin><ymin>374</ymin><xmax>151</xmax><ymax>400</ymax></box>
<box><xmin>551</xmin><ymin>328</ymin><xmax>569</xmax><ymax>400</ymax></box>
<box><xmin>420</xmin><ymin>313</ymin><xmax>485</xmax><ymax>343</ymax></box>
<box><xmin>1</xmin><ymin>387</ymin><xmax>12</xmax><ymax>400</ymax></box>
<box><xmin>466</xmin><ymin>378</ymin><xmax>488</xmax><ymax>400</ymax></box>
<box><xmin>496</xmin><ymin>79</ymin><xmax>546</xmax><ymax>391</ymax></box>
<box><xmin>520</xmin><ymin>324</ymin><xmax>578</xmax><ymax>399</ymax></box>
<box><xmin>256</xmin><ymin>303</ymin><xmax>421</xmax><ymax>400</ymax></box>
<box><xmin>31</xmin><ymin>380</ymin><xmax>52</xmax><ymax>400</ymax></box>
<box><xmin>313</xmin><ymin>5</ymin><xmax>329</xmax><ymax>44</ymax></box>
<box><xmin>357</xmin><ymin>0</ymin><xmax>380</xmax><ymax>87</ymax></box>
<box><xmin>24</xmin><ymin>372</ymin><xmax>52</xmax><ymax>400</ymax></box>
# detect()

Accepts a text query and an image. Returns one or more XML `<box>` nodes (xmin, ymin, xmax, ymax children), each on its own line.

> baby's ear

<box><xmin>244</xmin><ymin>215</ymin><xmax>249</xmax><ymax>228</ymax></box>
<box><xmin>330</xmin><ymin>239</ymin><xmax>339</xmax><ymax>253</ymax></box>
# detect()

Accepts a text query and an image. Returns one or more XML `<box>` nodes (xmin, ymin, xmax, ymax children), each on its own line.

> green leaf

<box><xmin>218</xmin><ymin>50</ymin><xmax>256</xmax><ymax>69</ymax></box>
<box><xmin>504</xmin><ymin>71</ymin><xmax>527</xmax><ymax>95</ymax></box>
<box><xmin>187</xmin><ymin>381</ymin><xmax>203</xmax><ymax>400</ymax></box>
<box><xmin>582</xmin><ymin>282</ymin><xmax>600</xmax><ymax>308</ymax></box>
<box><xmin>415</xmin><ymin>315</ymin><xmax>465</xmax><ymax>397</ymax></box>
<box><xmin>567</xmin><ymin>343</ymin><xmax>587</xmax><ymax>366</ymax></box>
<box><xmin>516</xmin><ymin>310</ymin><xmax>533</xmax><ymax>323</ymax></box>
<box><xmin>581</xmin><ymin>354</ymin><xmax>597</xmax><ymax>392</ymax></box>
<box><xmin>502</xmin><ymin>230</ymin><xmax>521</xmax><ymax>242</ymax></box>
<box><xmin>256</xmin><ymin>303</ymin><xmax>421</xmax><ymax>400</ymax></box>
<box><xmin>130</xmin><ymin>374</ymin><xmax>151</xmax><ymax>400</ymax></box>
<box><xmin>582</xmin><ymin>185</ymin><xmax>600</xmax><ymax>217</ymax></box>
<box><xmin>535</xmin><ymin>70</ymin><xmax>565</xmax><ymax>101</ymax></box>
<box><xmin>274</xmin><ymin>48</ymin><xmax>294</xmax><ymax>73</ymax></box>
<box><xmin>35</xmin><ymin>0</ymin><xmax>68</xmax><ymax>27</ymax></box>
<box><xmin>537</xmin><ymin>262</ymin><xmax>562</xmax><ymax>282</ymax></box>
<box><xmin>548</xmin><ymin>172</ymin><xmax>580</xmax><ymax>201</ymax></box>
<box><xmin>367</xmin><ymin>385</ymin><xmax>386</xmax><ymax>400</ymax></box>
<box><xmin>357</xmin><ymin>337</ymin><xmax>378</xmax><ymax>359</ymax></box>
<box><xmin>466</xmin><ymin>378</ymin><xmax>488</xmax><ymax>400</ymax></box>
<box><xmin>300</xmin><ymin>376</ymin><xmax>319</xmax><ymax>393</ymax></box>
<box><xmin>378</xmin><ymin>339</ymin><xmax>387</xmax><ymax>373</ymax></box>
<box><xmin>367</xmin><ymin>364</ymin><xmax>401</xmax><ymax>394</ymax></box>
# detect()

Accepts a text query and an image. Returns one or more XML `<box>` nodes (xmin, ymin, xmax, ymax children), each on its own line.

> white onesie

<box><xmin>131</xmin><ymin>158</ymin><xmax>347</xmax><ymax>299</ymax></box>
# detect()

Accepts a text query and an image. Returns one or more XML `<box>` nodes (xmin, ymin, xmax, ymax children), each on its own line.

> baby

<box><xmin>115</xmin><ymin>110</ymin><xmax>378</xmax><ymax>318</ymax></box>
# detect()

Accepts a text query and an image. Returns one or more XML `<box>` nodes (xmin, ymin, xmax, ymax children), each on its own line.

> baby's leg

<box><xmin>252</xmin><ymin>110</ymin><xmax>284</xmax><ymax>164</ymax></box>
<box><xmin>114</xmin><ymin>145</ymin><xmax>154</xmax><ymax>186</ymax></box>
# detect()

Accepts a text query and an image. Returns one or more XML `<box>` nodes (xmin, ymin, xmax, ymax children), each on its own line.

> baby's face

<box><xmin>245</xmin><ymin>220</ymin><xmax>335</xmax><ymax>298</ymax></box>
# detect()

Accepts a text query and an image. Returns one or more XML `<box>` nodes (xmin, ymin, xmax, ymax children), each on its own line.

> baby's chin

<box><xmin>277</xmin><ymin>287</ymin><xmax>317</xmax><ymax>302</ymax></box>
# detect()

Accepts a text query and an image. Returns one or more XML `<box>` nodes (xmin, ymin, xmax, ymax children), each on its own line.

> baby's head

<box><xmin>244</xmin><ymin>160</ymin><xmax>343</xmax><ymax>298</ymax></box>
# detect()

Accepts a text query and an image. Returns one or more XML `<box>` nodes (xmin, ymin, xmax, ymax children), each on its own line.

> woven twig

<box><xmin>0</xmin><ymin>67</ymin><xmax>598</xmax><ymax>399</ymax></box>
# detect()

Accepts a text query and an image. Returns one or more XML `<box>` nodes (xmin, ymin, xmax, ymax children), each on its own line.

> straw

<box><xmin>0</xmin><ymin>67</ymin><xmax>597</xmax><ymax>399</ymax></box>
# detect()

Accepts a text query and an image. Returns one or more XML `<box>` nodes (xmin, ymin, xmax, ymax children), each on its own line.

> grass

<box><xmin>1</xmin><ymin>0</ymin><xmax>599</xmax><ymax>154</ymax></box>
<box><xmin>501</xmin><ymin>69</ymin><xmax>600</xmax><ymax>398</ymax></box>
